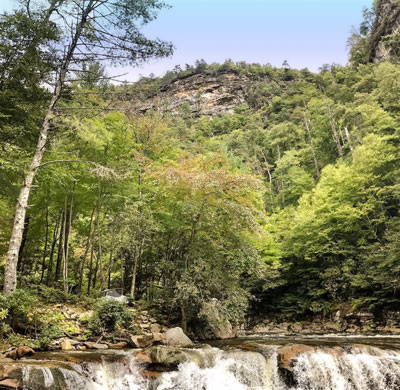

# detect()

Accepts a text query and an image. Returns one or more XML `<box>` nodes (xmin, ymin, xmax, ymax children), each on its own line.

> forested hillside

<box><xmin>2</xmin><ymin>0</ymin><xmax>400</xmax><ymax>347</ymax></box>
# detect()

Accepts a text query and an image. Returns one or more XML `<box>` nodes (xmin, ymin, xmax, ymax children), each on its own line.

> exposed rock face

<box><xmin>369</xmin><ymin>0</ymin><xmax>400</xmax><ymax>62</ymax></box>
<box><xmin>197</xmin><ymin>301</ymin><xmax>237</xmax><ymax>340</ymax></box>
<box><xmin>251</xmin><ymin>309</ymin><xmax>400</xmax><ymax>335</ymax></box>
<box><xmin>164</xmin><ymin>327</ymin><xmax>193</xmax><ymax>347</ymax></box>
<box><xmin>128</xmin><ymin>72</ymin><xmax>250</xmax><ymax>118</ymax></box>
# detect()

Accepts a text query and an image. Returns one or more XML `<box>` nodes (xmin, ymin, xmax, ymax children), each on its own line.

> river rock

<box><xmin>92</xmin><ymin>343</ymin><xmax>108</xmax><ymax>350</ymax></box>
<box><xmin>5</xmin><ymin>346</ymin><xmax>35</xmax><ymax>360</ymax></box>
<box><xmin>61</xmin><ymin>340</ymin><xmax>74</xmax><ymax>351</ymax></box>
<box><xmin>83</xmin><ymin>341</ymin><xmax>108</xmax><ymax>349</ymax></box>
<box><xmin>130</xmin><ymin>334</ymin><xmax>154</xmax><ymax>348</ymax></box>
<box><xmin>109</xmin><ymin>341</ymin><xmax>128</xmax><ymax>349</ymax></box>
<box><xmin>0</xmin><ymin>378</ymin><xmax>19</xmax><ymax>389</ymax></box>
<box><xmin>134</xmin><ymin>351</ymin><xmax>153</xmax><ymax>364</ymax></box>
<box><xmin>277</xmin><ymin>344</ymin><xmax>315</xmax><ymax>370</ymax></box>
<box><xmin>197</xmin><ymin>301</ymin><xmax>236</xmax><ymax>340</ymax></box>
<box><xmin>150</xmin><ymin>323</ymin><xmax>161</xmax><ymax>333</ymax></box>
<box><xmin>152</xmin><ymin>332</ymin><xmax>166</xmax><ymax>343</ymax></box>
<box><xmin>165</xmin><ymin>327</ymin><xmax>193</xmax><ymax>347</ymax></box>
<box><xmin>17</xmin><ymin>346</ymin><xmax>35</xmax><ymax>359</ymax></box>
<box><xmin>148</xmin><ymin>346</ymin><xmax>190</xmax><ymax>368</ymax></box>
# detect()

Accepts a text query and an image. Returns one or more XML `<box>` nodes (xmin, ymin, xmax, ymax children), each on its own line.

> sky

<box><xmin>1</xmin><ymin>0</ymin><xmax>372</xmax><ymax>81</ymax></box>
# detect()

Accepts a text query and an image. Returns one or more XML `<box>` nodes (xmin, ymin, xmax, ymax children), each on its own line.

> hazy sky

<box><xmin>1</xmin><ymin>0</ymin><xmax>372</xmax><ymax>81</ymax></box>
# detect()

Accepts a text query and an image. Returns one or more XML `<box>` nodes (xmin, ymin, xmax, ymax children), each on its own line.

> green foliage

<box><xmin>36</xmin><ymin>286</ymin><xmax>78</xmax><ymax>304</ymax></box>
<box><xmin>88</xmin><ymin>300</ymin><xmax>133</xmax><ymax>336</ymax></box>
<box><xmin>3</xmin><ymin>0</ymin><xmax>400</xmax><ymax>331</ymax></box>
<box><xmin>0</xmin><ymin>289</ymin><xmax>36</xmax><ymax>330</ymax></box>
<box><xmin>33</xmin><ymin>312</ymin><xmax>65</xmax><ymax>350</ymax></box>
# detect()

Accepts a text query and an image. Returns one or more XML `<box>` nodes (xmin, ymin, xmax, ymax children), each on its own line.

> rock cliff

<box><xmin>369</xmin><ymin>0</ymin><xmax>400</xmax><ymax>62</ymax></box>
<box><xmin>125</xmin><ymin>71</ymin><xmax>250</xmax><ymax>117</ymax></box>
<box><xmin>118</xmin><ymin>68</ymin><xmax>293</xmax><ymax>118</ymax></box>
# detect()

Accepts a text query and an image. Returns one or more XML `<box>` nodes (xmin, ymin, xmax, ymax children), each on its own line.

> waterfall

<box><xmin>289</xmin><ymin>346</ymin><xmax>400</xmax><ymax>390</ymax></box>
<box><xmin>19</xmin><ymin>344</ymin><xmax>400</xmax><ymax>390</ymax></box>
<box><xmin>21</xmin><ymin>351</ymin><xmax>148</xmax><ymax>390</ymax></box>
<box><xmin>155</xmin><ymin>349</ymin><xmax>282</xmax><ymax>390</ymax></box>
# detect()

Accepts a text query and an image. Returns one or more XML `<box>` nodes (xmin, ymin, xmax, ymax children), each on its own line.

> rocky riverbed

<box><xmin>2</xmin><ymin>335</ymin><xmax>400</xmax><ymax>389</ymax></box>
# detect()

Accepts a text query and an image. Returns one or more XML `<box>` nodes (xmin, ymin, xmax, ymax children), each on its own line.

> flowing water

<box><xmin>14</xmin><ymin>335</ymin><xmax>400</xmax><ymax>390</ymax></box>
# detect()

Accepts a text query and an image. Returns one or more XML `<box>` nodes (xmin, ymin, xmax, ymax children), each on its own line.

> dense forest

<box><xmin>1</xmin><ymin>0</ymin><xmax>400</xmax><ymax>347</ymax></box>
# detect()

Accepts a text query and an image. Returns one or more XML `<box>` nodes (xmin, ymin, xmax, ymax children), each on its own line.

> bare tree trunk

<box><xmin>63</xmin><ymin>183</ymin><xmax>75</xmax><ymax>292</ymax></box>
<box><xmin>87</xmin><ymin>217</ymin><xmax>97</xmax><ymax>295</ymax></box>
<box><xmin>302</xmin><ymin>102</ymin><xmax>320</xmax><ymax>178</ymax></box>
<box><xmin>98</xmin><ymin>221</ymin><xmax>104</xmax><ymax>292</ymax></box>
<box><xmin>130</xmin><ymin>237</ymin><xmax>145</xmax><ymax>299</ymax></box>
<box><xmin>46</xmin><ymin>211</ymin><xmax>62</xmax><ymax>286</ymax></box>
<box><xmin>338</xmin><ymin>126</ymin><xmax>346</xmax><ymax>148</ymax></box>
<box><xmin>344</xmin><ymin>127</ymin><xmax>354</xmax><ymax>152</ymax></box>
<box><xmin>40</xmin><ymin>206</ymin><xmax>49</xmax><ymax>283</ymax></box>
<box><xmin>130</xmin><ymin>246</ymin><xmax>138</xmax><ymax>299</ymax></box>
<box><xmin>92</xmin><ymin>210</ymin><xmax>103</xmax><ymax>290</ymax></box>
<box><xmin>120</xmin><ymin>255</ymin><xmax>125</xmax><ymax>294</ymax></box>
<box><xmin>130</xmin><ymin>170</ymin><xmax>144</xmax><ymax>299</ymax></box>
<box><xmin>17</xmin><ymin>215</ymin><xmax>30</xmax><ymax>273</ymax></box>
<box><xmin>3</xmin><ymin>1</ymin><xmax>94</xmax><ymax>295</ymax></box>
<box><xmin>107</xmin><ymin>247</ymin><xmax>114</xmax><ymax>290</ymax></box>
<box><xmin>78</xmin><ymin>206</ymin><xmax>96</xmax><ymax>296</ymax></box>
<box><xmin>181</xmin><ymin>304</ymin><xmax>187</xmax><ymax>333</ymax></box>
<box><xmin>54</xmin><ymin>208</ymin><xmax>65</xmax><ymax>283</ymax></box>
<box><xmin>320</xmin><ymin>87</ymin><xmax>343</xmax><ymax>158</ymax></box>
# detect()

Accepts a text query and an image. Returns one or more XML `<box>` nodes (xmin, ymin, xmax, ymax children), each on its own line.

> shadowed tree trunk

<box><xmin>46</xmin><ymin>211</ymin><xmax>62</xmax><ymax>286</ymax></box>
<box><xmin>17</xmin><ymin>215</ymin><xmax>30</xmax><ymax>273</ymax></box>
<box><xmin>54</xmin><ymin>207</ymin><xmax>65</xmax><ymax>283</ymax></box>
<box><xmin>78</xmin><ymin>206</ymin><xmax>96</xmax><ymax>296</ymax></box>
<box><xmin>39</xmin><ymin>206</ymin><xmax>49</xmax><ymax>283</ymax></box>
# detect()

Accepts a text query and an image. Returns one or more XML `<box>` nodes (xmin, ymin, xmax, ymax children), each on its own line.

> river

<box><xmin>7</xmin><ymin>334</ymin><xmax>400</xmax><ymax>389</ymax></box>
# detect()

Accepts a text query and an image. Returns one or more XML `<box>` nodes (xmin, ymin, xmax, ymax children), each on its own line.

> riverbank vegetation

<box><xmin>2</xmin><ymin>0</ymin><xmax>400</xmax><ymax>347</ymax></box>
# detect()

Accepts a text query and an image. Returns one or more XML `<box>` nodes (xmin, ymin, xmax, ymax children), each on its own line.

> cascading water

<box><xmin>289</xmin><ymin>346</ymin><xmax>400</xmax><ymax>390</ymax></box>
<box><xmin>18</xmin><ymin>342</ymin><xmax>400</xmax><ymax>390</ymax></box>
<box><xmin>21</xmin><ymin>351</ymin><xmax>148</xmax><ymax>390</ymax></box>
<box><xmin>154</xmin><ymin>349</ymin><xmax>282</xmax><ymax>390</ymax></box>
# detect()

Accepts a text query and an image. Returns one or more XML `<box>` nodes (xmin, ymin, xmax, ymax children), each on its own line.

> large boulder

<box><xmin>164</xmin><ymin>327</ymin><xmax>193</xmax><ymax>347</ymax></box>
<box><xmin>130</xmin><ymin>334</ymin><xmax>154</xmax><ymax>348</ymax></box>
<box><xmin>16</xmin><ymin>347</ymin><xmax>35</xmax><ymax>359</ymax></box>
<box><xmin>148</xmin><ymin>346</ymin><xmax>190</xmax><ymax>368</ymax></box>
<box><xmin>138</xmin><ymin>345</ymin><xmax>212</xmax><ymax>371</ymax></box>
<box><xmin>5</xmin><ymin>346</ymin><xmax>35</xmax><ymax>360</ymax></box>
<box><xmin>197</xmin><ymin>301</ymin><xmax>236</xmax><ymax>340</ymax></box>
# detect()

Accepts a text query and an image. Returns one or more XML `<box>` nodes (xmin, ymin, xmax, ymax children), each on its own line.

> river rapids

<box><xmin>15</xmin><ymin>335</ymin><xmax>400</xmax><ymax>390</ymax></box>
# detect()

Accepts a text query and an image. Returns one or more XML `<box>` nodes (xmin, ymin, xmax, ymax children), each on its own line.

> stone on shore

<box><xmin>165</xmin><ymin>327</ymin><xmax>193</xmax><ymax>347</ymax></box>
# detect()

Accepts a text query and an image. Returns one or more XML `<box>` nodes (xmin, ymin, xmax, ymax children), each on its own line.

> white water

<box><xmin>289</xmin><ymin>346</ymin><xmax>400</xmax><ymax>390</ymax></box>
<box><xmin>20</xmin><ymin>344</ymin><xmax>400</xmax><ymax>390</ymax></box>
<box><xmin>156</xmin><ymin>349</ymin><xmax>281</xmax><ymax>390</ymax></box>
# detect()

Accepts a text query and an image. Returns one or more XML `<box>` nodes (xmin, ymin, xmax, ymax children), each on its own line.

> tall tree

<box><xmin>3</xmin><ymin>0</ymin><xmax>173</xmax><ymax>295</ymax></box>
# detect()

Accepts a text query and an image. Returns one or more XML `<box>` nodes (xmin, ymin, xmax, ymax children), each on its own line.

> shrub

<box><xmin>88</xmin><ymin>299</ymin><xmax>133</xmax><ymax>336</ymax></box>
<box><xmin>0</xmin><ymin>289</ymin><xmax>36</xmax><ymax>331</ymax></box>
<box><xmin>36</xmin><ymin>285</ymin><xmax>78</xmax><ymax>304</ymax></box>
<box><xmin>32</xmin><ymin>312</ymin><xmax>65</xmax><ymax>349</ymax></box>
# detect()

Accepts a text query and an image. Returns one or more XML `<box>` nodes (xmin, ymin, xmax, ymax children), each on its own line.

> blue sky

<box><xmin>2</xmin><ymin>0</ymin><xmax>372</xmax><ymax>81</ymax></box>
